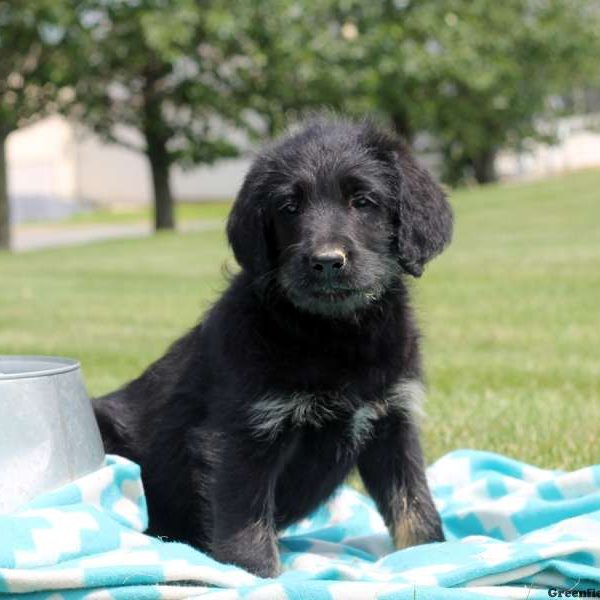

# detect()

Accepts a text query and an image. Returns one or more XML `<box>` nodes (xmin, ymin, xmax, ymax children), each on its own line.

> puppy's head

<box><xmin>227</xmin><ymin>118</ymin><xmax>453</xmax><ymax>317</ymax></box>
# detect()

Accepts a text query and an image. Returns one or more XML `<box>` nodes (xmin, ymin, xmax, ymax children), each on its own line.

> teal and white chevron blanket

<box><xmin>2</xmin><ymin>450</ymin><xmax>600</xmax><ymax>599</ymax></box>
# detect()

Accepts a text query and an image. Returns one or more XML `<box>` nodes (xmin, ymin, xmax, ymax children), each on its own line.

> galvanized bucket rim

<box><xmin>0</xmin><ymin>355</ymin><xmax>80</xmax><ymax>381</ymax></box>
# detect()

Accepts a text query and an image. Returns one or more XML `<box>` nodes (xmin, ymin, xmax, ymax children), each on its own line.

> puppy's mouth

<box><xmin>310</xmin><ymin>288</ymin><xmax>363</xmax><ymax>302</ymax></box>
<box><xmin>281</xmin><ymin>282</ymin><xmax>382</xmax><ymax>317</ymax></box>
<box><xmin>277</xmin><ymin>266</ymin><xmax>387</xmax><ymax>317</ymax></box>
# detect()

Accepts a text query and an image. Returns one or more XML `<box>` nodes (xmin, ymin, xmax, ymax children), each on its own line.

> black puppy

<box><xmin>94</xmin><ymin>117</ymin><xmax>453</xmax><ymax>578</ymax></box>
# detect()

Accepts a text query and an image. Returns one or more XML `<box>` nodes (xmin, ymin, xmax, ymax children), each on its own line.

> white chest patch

<box><xmin>248</xmin><ymin>392</ymin><xmax>342</xmax><ymax>441</ymax></box>
<box><xmin>248</xmin><ymin>378</ymin><xmax>425</xmax><ymax>443</ymax></box>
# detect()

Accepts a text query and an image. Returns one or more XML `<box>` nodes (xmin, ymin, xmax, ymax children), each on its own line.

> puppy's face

<box><xmin>227</xmin><ymin>119</ymin><xmax>453</xmax><ymax>318</ymax></box>
<box><xmin>269</xmin><ymin>149</ymin><xmax>398</xmax><ymax>316</ymax></box>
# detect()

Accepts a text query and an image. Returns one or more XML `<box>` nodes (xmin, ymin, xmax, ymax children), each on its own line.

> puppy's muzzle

<box><xmin>310</xmin><ymin>247</ymin><xmax>347</xmax><ymax>278</ymax></box>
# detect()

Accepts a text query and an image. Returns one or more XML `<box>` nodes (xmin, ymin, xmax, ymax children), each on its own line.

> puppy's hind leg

<box><xmin>93</xmin><ymin>392</ymin><xmax>130</xmax><ymax>455</ymax></box>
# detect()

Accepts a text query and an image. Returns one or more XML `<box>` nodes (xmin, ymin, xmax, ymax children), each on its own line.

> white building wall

<box><xmin>74</xmin><ymin>125</ymin><xmax>152</xmax><ymax>205</ymax></box>
<box><xmin>74</xmin><ymin>123</ymin><xmax>251</xmax><ymax>205</ymax></box>
<box><xmin>497</xmin><ymin>113</ymin><xmax>600</xmax><ymax>180</ymax></box>
<box><xmin>9</xmin><ymin>116</ymin><xmax>251</xmax><ymax>209</ymax></box>
<box><xmin>172</xmin><ymin>157</ymin><xmax>251</xmax><ymax>202</ymax></box>
<box><xmin>7</xmin><ymin>115</ymin><xmax>78</xmax><ymax>203</ymax></box>
<box><xmin>7</xmin><ymin>113</ymin><xmax>600</xmax><ymax>219</ymax></box>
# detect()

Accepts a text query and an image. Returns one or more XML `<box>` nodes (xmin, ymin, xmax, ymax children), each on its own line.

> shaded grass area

<box><xmin>1</xmin><ymin>169</ymin><xmax>599</xmax><ymax>469</ymax></box>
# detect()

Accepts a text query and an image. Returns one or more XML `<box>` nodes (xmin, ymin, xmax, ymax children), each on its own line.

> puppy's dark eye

<box><xmin>351</xmin><ymin>195</ymin><xmax>377</xmax><ymax>209</ymax></box>
<box><xmin>280</xmin><ymin>201</ymin><xmax>300</xmax><ymax>215</ymax></box>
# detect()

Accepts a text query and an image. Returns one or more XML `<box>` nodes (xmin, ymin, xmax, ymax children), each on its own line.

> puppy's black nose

<box><xmin>311</xmin><ymin>248</ymin><xmax>346</xmax><ymax>275</ymax></box>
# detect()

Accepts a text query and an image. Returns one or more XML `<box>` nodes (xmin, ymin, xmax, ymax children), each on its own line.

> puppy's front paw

<box><xmin>216</xmin><ymin>551</ymin><xmax>280</xmax><ymax>578</ymax></box>
<box><xmin>211</xmin><ymin>540</ymin><xmax>280</xmax><ymax>578</ymax></box>
<box><xmin>249</xmin><ymin>557</ymin><xmax>280</xmax><ymax>579</ymax></box>
<box><xmin>393</xmin><ymin>501</ymin><xmax>445</xmax><ymax>549</ymax></box>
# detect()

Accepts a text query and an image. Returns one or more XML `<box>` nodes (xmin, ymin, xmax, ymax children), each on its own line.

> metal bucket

<box><xmin>0</xmin><ymin>356</ymin><xmax>105</xmax><ymax>514</ymax></box>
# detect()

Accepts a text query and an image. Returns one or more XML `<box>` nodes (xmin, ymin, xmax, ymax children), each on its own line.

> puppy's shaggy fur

<box><xmin>94</xmin><ymin>117</ymin><xmax>453</xmax><ymax>577</ymax></box>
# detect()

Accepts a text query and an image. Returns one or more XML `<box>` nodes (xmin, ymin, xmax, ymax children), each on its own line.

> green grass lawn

<box><xmin>2</xmin><ymin>169</ymin><xmax>599</xmax><ymax>470</ymax></box>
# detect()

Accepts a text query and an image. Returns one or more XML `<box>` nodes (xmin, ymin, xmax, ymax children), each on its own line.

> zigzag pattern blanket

<box><xmin>1</xmin><ymin>450</ymin><xmax>600</xmax><ymax>599</ymax></box>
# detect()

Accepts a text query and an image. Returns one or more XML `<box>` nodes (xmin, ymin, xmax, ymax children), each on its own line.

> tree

<box><xmin>221</xmin><ymin>0</ymin><xmax>358</xmax><ymax>138</ymax></box>
<box><xmin>340</xmin><ymin>0</ymin><xmax>600</xmax><ymax>184</ymax></box>
<box><xmin>67</xmin><ymin>0</ymin><xmax>239</xmax><ymax>231</ymax></box>
<box><xmin>0</xmin><ymin>1</ymin><xmax>76</xmax><ymax>249</ymax></box>
<box><xmin>318</xmin><ymin>1</ymin><xmax>438</xmax><ymax>142</ymax></box>
<box><xmin>420</xmin><ymin>0</ymin><xmax>600</xmax><ymax>184</ymax></box>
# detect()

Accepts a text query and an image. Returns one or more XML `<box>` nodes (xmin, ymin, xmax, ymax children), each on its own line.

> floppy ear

<box><xmin>226</xmin><ymin>168</ymin><xmax>271</xmax><ymax>276</ymax></box>
<box><xmin>393</xmin><ymin>144</ymin><xmax>453</xmax><ymax>277</ymax></box>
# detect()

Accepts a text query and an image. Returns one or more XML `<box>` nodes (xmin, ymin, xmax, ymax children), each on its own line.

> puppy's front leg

<box><xmin>358</xmin><ymin>411</ymin><xmax>444</xmax><ymax>549</ymax></box>
<box><xmin>210</xmin><ymin>439</ymin><xmax>281</xmax><ymax>578</ymax></box>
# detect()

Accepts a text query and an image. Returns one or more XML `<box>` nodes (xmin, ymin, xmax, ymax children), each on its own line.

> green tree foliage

<box><xmin>67</xmin><ymin>0</ymin><xmax>240</xmax><ymax>230</ymax></box>
<box><xmin>423</xmin><ymin>0</ymin><xmax>599</xmax><ymax>184</ymax></box>
<box><xmin>1</xmin><ymin>0</ymin><xmax>598</xmax><ymax>249</ymax></box>
<box><xmin>0</xmin><ymin>1</ymin><xmax>76</xmax><ymax>249</ymax></box>
<box><xmin>338</xmin><ymin>0</ymin><xmax>600</xmax><ymax>183</ymax></box>
<box><xmin>219</xmin><ymin>0</ymin><xmax>358</xmax><ymax>137</ymax></box>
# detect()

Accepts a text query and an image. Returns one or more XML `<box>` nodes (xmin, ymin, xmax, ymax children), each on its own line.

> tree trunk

<box><xmin>142</xmin><ymin>69</ymin><xmax>175</xmax><ymax>232</ymax></box>
<box><xmin>472</xmin><ymin>149</ymin><xmax>498</xmax><ymax>184</ymax></box>
<box><xmin>146</xmin><ymin>136</ymin><xmax>174</xmax><ymax>231</ymax></box>
<box><xmin>0</xmin><ymin>132</ymin><xmax>10</xmax><ymax>251</ymax></box>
